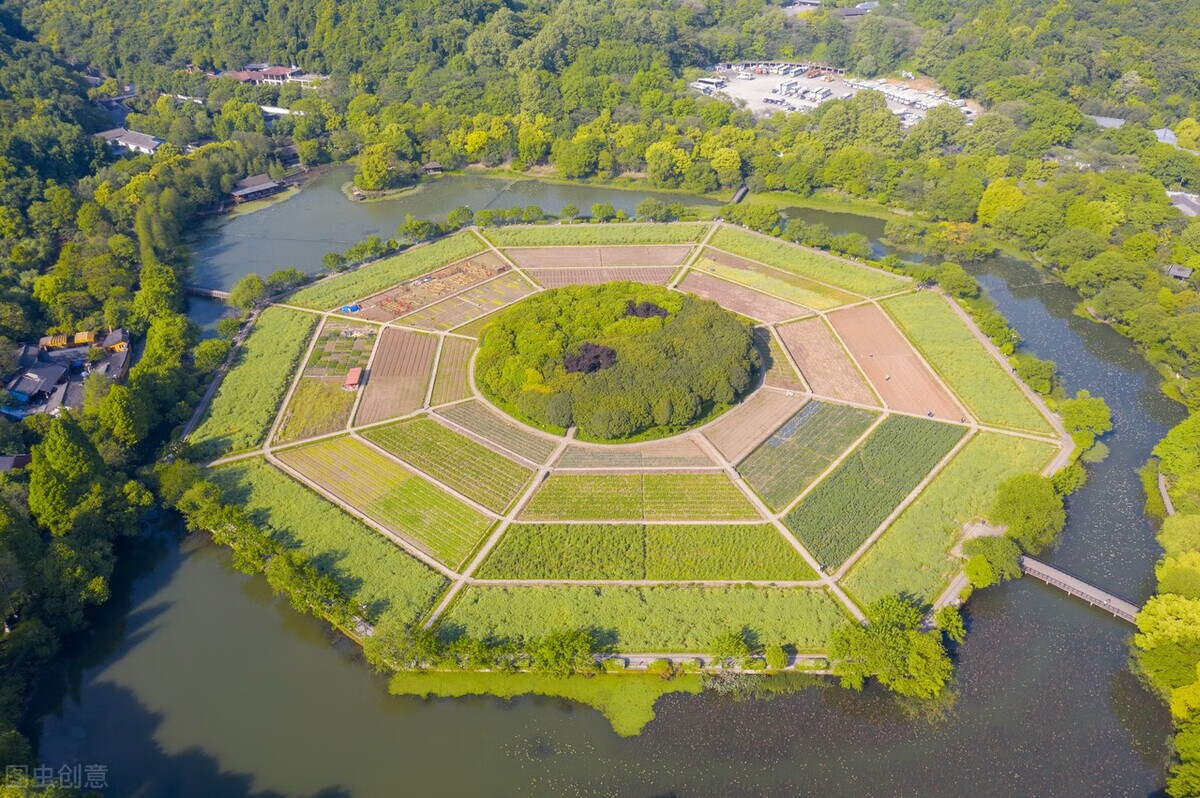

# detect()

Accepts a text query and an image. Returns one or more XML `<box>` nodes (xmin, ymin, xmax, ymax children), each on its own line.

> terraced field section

<box><xmin>355</xmin><ymin>328</ymin><xmax>437</xmax><ymax>425</ymax></box>
<box><xmin>211</xmin><ymin>458</ymin><xmax>446</xmax><ymax>625</ymax></box>
<box><xmin>275</xmin><ymin>320</ymin><xmax>377</xmax><ymax>444</ymax></box>
<box><xmin>429</xmin><ymin>336</ymin><xmax>475</xmax><ymax>406</ymax></box>
<box><xmin>521</xmin><ymin>473</ymin><xmax>759</xmax><ymax>521</ymax></box>
<box><xmin>556</xmin><ymin>437</ymin><xmax>715</xmax><ymax>469</ymax></box>
<box><xmin>842</xmin><ymin>432</ymin><xmax>1057</xmax><ymax>606</ymax></box>
<box><xmin>277</xmin><ymin>437</ymin><xmax>493</xmax><ymax>568</ymax></box>
<box><xmin>443</xmin><ymin>584</ymin><xmax>848</xmax><ymax>652</ymax></box>
<box><xmin>777</xmin><ymin>317</ymin><xmax>876</xmax><ymax>405</ymax></box>
<box><xmin>362</xmin><ymin>418</ymin><xmax>533</xmax><ymax>513</ymax></box>
<box><xmin>477</xmin><ymin>523</ymin><xmax>816</xmax><ymax>581</ymax></box>
<box><xmin>784</xmin><ymin>415</ymin><xmax>966</xmax><ymax>568</ymax></box>
<box><xmin>702</xmin><ymin>389</ymin><xmax>807</xmax><ymax>464</ymax></box>
<box><xmin>401</xmin><ymin>273</ymin><xmax>535</xmax><ymax>331</ymax></box>
<box><xmin>738</xmin><ymin>403</ymin><xmax>879</xmax><ymax>510</ymax></box>
<box><xmin>708</xmin><ymin>226</ymin><xmax>907</xmax><ymax>297</ymax></box>
<box><xmin>287</xmin><ymin>232</ymin><xmax>488</xmax><ymax>310</ymax></box>
<box><xmin>883</xmin><ymin>291</ymin><xmax>1053</xmax><ymax>434</ymax></box>
<box><xmin>677</xmin><ymin>271</ymin><xmax>809</xmax><ymax>324</ymax></box>
<box><xmin>485</xmin><ymin>224</ymin><xmax>707</xmax><ymax>247</ymax></box>
<box><xmin>436</xmin><ymin>400</ymin><xmax>558</xmax><ymax>463</ymax></box>
<box><xmin>190</xmin><ymin>307</ymin><xmax>318</xmax><ymax>459</ymax></box>
<box><xmin>694</xmin><ymin>250</ymin><xmax>854</xmax><ymax>310</ymax></box>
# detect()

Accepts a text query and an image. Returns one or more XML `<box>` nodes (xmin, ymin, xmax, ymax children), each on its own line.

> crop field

<box><xmin>354</xmin><ymin>252</ymin><xmax>509</xmax><ymax>321</ymax></box>
<box><xmin>883</xmin><ymin>292</ymin><xmax>1053</xmax><ymax>434</ymax></box>
<box><xmin>677</xmin><ymin>271</ymin><xmax>810</xmax><ymax>323</ymax></box>
<box><xmin>708</xmin><ymin>227</ymin><xmax>907</xmax><ymax>297</ymax></box>
<box><xmin>303</xmin><ymin>321</ymin><xmax>376</xmax><ymax>377</ymax></box>
<box><xmin>829</xmin><ymin>304</ymin><xmax>963</xmax><ymax>421</ymax></box>
<box><xmin>429</xmin><ymin>336</ymin><xmax>475</xmax><ymax>406</ymax></box>
<box><xmin>784</xmin><ymin>414</ymin><xmax>966</xmax><ymax>567</ymax></box>
<box><xmin>477</xmin><ymin>523</ymin><xmax>815</xmax><ymax>580</ymax></box>
<box><xmin>274</xmin><ymin>378</ymin><xmax>356</xmax><ymax>443</ymax></box>
<box><xmin>504</xmin><ymin>244</ymin><xmax>695</xmax><ymax>269</ymax></box>
<box><xmin>362</xmin><ymin>418</ymin><xmax>533</xmax><ymax>512</ymax></box>
<box><xmin>843</xmin><ymin>432</ymin><xmax>1056</xmax><ymax>606</ymax></box>
<box><xmin>442</xmin><ymin>584</ymin><xmax>848</xmax><ymax>652</ymax></box>
<box><xmin>527</xmin><ymin>266</ymin><xmax>676</xmax><ymax>287</ymax></box>
<box><xmin>485</xmin><ymin>223</ymin><xmax>707</xmax><ymax>247</ymax></box>
<box><xmin>211</xmin><ymin>459</ymin><xmax>445</xmax><ymax>625</ymax></box>
<box><xmin>695</xmin><ymin>252</ymin><xmax>855</xmax><ymax>310</ymax></box>
<box><xmin>401</xmin><ymin>273</ymin><xmax>535</xmax><ymax>331</ymax></box>
<box><xmin>777</xmin><ymin>317</ymin><xmax>877</xmax><ymax>405</ymax></box>
<box><xmin>702</xmin><ymin>389</ymin><xmax>807</xmax><ymax>463</ymax></box>
<box><xmin>287</xmin><ymin>233</ymin><xmax>488</xmax><ymax>310</ymax></box>
<box><xmin>521</xmin><ymin>473</ymin><xmax>758</xmax><ymax>521</ymax></box>
<box><xmin>556</xmin><ymin>437</ymin><xmax>715</xmax><ymax>469</ymax></box>
<box><xmin>190</xmin><ymin>307</ymin><xmax>318</xmax><ymax>459</ymax></box>
<box><xmin>752</xmin><ymin>327</ymin><xmax>806</xmax><ymax>392</ymax></box>
<box><xmin>355</xmin><ymin>328</ymin><xmax>437</xmax><ymax>425</ymax></box>
<box><xmin>738</xmin><ymin>403</ymin><xmax>878</xmax><ymax>510</ymax></box>
<box><xmin>278</xmin><ymin>437</ymin><xmax>493</xmax><ymax>567</ymax></box>
<box><xmin>436</xmin><ymin>400</ymin><xmax>558</xmax><ymax>463</ymax></box>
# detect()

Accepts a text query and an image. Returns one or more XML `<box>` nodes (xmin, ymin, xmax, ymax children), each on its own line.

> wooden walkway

<box><xmin>1019</xmin><ymin>556</ymin><xmax>1140</xmax><ymax>624</ymax></box>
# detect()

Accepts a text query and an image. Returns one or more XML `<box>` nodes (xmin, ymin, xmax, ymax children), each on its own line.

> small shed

<box><xmin>344</xmin><ymin>367</ymin><xmax>363</xmax><ymax>391</ymax></box>
<box><xmin>1167</xmin><ymin>264</ymin><xmax>1194</xmax><ymax>281</ymax></box>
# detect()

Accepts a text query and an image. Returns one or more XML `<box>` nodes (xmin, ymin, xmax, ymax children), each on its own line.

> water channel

<box><xmin>33</xmin><ymin>173</ymin><xmax>1181</xmax><ymax>796</ymax></box>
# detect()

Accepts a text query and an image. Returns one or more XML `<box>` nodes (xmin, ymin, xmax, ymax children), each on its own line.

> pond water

<box><xmin>34</xmin><ymin>181</ymin><xmax>1181</xmax><ymax>796</ymax></box>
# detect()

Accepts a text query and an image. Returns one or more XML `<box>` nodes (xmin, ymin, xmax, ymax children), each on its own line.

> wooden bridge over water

<box><xmin>1019</xmin><ymin>556</ymin><xmax>1140</xmax><ymax>624</ymax></box>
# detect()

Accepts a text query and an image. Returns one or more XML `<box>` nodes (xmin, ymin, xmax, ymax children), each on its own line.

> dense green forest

<box><xmin>2</xmin><ymin>0</ymin><xmax>1200</xmax><ymax>790</ymax></box>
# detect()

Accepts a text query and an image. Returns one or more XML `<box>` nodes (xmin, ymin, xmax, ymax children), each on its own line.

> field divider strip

<box><xmin>832</xmin><ymin>427</ymin><xmax>975</xmax><ymax>581</ymax></box>
<box><xmin>265</xmin><ymin>311</ymin><xmax>331</xmax><ymax>449</ymax></box>
<box><xmin>350</xmin><ymin>431</ymin><xmax>503</xmax><ymax>520</ymax></box>
<box><xmin>265</xmin><ymin>451</ymin><xmax>458</xmax><ymax>579</ymax></box>
<box><xmin>774</xmin><ymin>411</ymin><xmax>888</xmax><ymax>519</ymax></box>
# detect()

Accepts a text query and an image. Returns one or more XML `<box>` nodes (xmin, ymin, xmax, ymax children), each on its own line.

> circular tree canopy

<box><xmin>475</xmin><ymin>283</ymin><xmax>760</xmax><ymax>441</ymax></box>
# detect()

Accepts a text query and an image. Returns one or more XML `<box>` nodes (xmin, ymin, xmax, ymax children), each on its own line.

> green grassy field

<box><xmin>275</xmin><ymin>378</ymin><xmax>356</xmax><ymax>444</ymax></box>
<box><xmin>277</xmin><ymin>436</ymin><xmax>493</xmax><ymax>567</ymax></box>
<box><xmin>211</xmin><ymin>458</ymin><xmax>446</xmax><ymax>625</ymax></box>
<box><xmin>436</xmin><ymin>400</ymin><xmax>558</xmax><ymax>462</ymax></box>
<box><xmin>709</xmin><ymin>226</ymin><xmax>906</xmax><ymax>297</ymax></box>
<box><xmin>485</xmin><ymin>222</ymin><xmax>707</xmax><ymax>246</ymax></box>
<box><xmin>521</xmin><ymin>473</ymin><xmax>759</xmax><ymax>521</ymax></box>
<box><xmin>442</xmin><ymin>584</ymin><xmax>848</xmax><ymax>652</ymax></box>
<box><xmin>477</xmin><ymin>523</ymin><xmax>815</xmax><ymax>580</ymax></box>
<box><xmin>738</xmin><ymin>402</ymin><xmax>878</xmax><ymax>510</ymax></box>
<box><xmin>190</xmin><ymin>307</ymin><xmax>318</xmax><ymax>459</ymax></box>
<box><xmin>842</xmin><ymin>432</ymin><xmax>1056</xmax><ymax>606</ymax></box>
<box><xmin>784</xmin><ymin>415</ymin><xmax>966</xmax><ymax>567</ymax></box>
<box><xmin>389</xmin><ymin>670</ymin><xmax>702</xmax><ymax>737</ymax></box>
<box><xmin>362</xmin><ymin>418</ymin><xmax>533</xmax><ymax>512</ymax></box>
<box><xmin>883</xmin><ymin>292</ymin><xmax>1053</xmax><ymax>434</ymax></box>
<box><xmin>286</xmin><ymin>233</ymin><xmax>487</xmax><ymax>309</ymax></box>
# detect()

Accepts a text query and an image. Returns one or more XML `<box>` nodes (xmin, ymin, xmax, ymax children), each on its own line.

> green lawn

<box><xmin>389</xmin><ymin>670</ymin><xmax>702</xmax><ymax>737</ymax></box>
<box><xmin>190</xmin><ymin>307</ymin><xmax>318</xmax><ymax>459</ymax></box>
<box><xmin>442</xmin><ymin>584</ymin><xmax>848</xmax><ymax>652</ymax></box>
<box><xmin>784</xmin><ymin>415</ymin><xmax>966</xmax><ymax>568</ymax></box>
<box><xmin>842</xmin><ymin>432</ymin><xmax>1056</xmax><ymax>606</ymax></box>
<box><xmin>362</xmin><ymin>418</ymin><xmax>533</xmax><ymax>512</ymax></box>
<box><xmin>485</xmin><ymin>222</ymin><xmax>708</xmax><ymax>246</ymax></box>
<box><xmin>738</xmin><ymin>402</ymin><xmax>878</xmax><ymax>510</ymax></box>
<box><xmin>477</xmin><ymin>523</ymin><xmax>815</xmax><ymax>580</ymax></box>
<box><xmin>286</xmin><ymin>233</ymin><xmax>487</xmax><ymax>309</ymax></box>
<box><xmin>883</xmin><ymin>292</ymin><xmax>1053</xmax><ymax>434</ymax></box>
<box><xmin>521</xmin><ymin>473</ymin><xmax>759</xmax><ymax>521</ymax></box>
<box><xmin>210</xmin><ymin>458</ymin><xmax>446</xmax><ymax>625</ymax></box>
<box><xmin>709</xmin><ymin>226</ymin><xmax>907</xmax><ymax>297</ymax></box>
<box><xmin>277</xmin><ymin>436</ymin><xmax>493</xmax><ymax>567</ymax></box>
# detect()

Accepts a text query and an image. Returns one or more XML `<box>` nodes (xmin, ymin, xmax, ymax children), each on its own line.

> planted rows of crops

<box><xmin>738</xmin><ymin>402</ymin><xmax>878</xmax><ymax>510</ymax></box>
<box><xmin>477</xmin><ymin>523</ymin><xmax>816</xmax><ymax>581</ymax></box>
<box><xmin>784</xmin><ymin>415</ymin><xmax>966</xmax><ymax>567</ymax></box>
<box><xmin>363</xmin><ymin>418</ymin><xmax>533</xmax><ymax>512</ymax></box>
<box><xmin>521</xmin><ymin>473</ymin><xmax>759</xmax><ymax>521</ymax></box>
<box><xmin>278</xmin><ymin>437</ymin><xmax>493</xmax><ymax>567</ymax></box>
